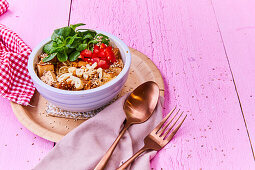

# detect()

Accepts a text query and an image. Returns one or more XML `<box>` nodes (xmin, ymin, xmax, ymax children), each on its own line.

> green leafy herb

<box><xmin>49</xmin><ymin>45</ymin><xmax>65</xmax><ymax>54</ymax></box>
<box><xmin>42</xmin><ymin>23</ymin><xmax>110</xmax><ymax>62</ymax></box>
<box><xmin>66</xmin><ymin>36</ymin><xmax>82</xmax><ymax>49</ymax></box>
<box><xmin>53</xmin><ymin>27</ymin><xmax>75</xmax><ymax>39</ymax></box>
<box><xmin>69</xmin><ymin>51</ymin><xmax>81</xmax><ymax>61</ymax></box>
<box><xmin>88</xmin><ymin>39</ymin><xmax>98</xmax><ymax>45</ymax></box>
<box><xmin>42</xmin><ymin>53</ymin><xmax>57</xmax><ymax>62</ymax></box>
<box><xmin>76</xmin><ymin>44</ymin><xmax>88</xmax><ymax>51</ymax></box>
<box><xmin>43</xmin><ymin>41</ymin><xmax>54</xmax><ymax>54</ymax></box>
<box><xmin>77</xmin><ymin>29</ymin><xmax>97</xmax><ymax>37</ymax></box>
<box><xmin>83</xmin><ymin>34</ymin><xmax>94</xmax><ymax>40</ymax></box>
<box><xmin>57</xmin><ymin>52</ymin><xmax>68</xmax><ymax>62</ymax></box>
<box><xmin>70</xmin><ymin>23</ymin><xmax>86</xmax><ymax>30</ymax></box>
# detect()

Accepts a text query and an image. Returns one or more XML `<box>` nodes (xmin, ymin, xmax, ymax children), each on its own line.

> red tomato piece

<box><xmin>98</xmin><ymin>51</ymin><xmax>106</xmax><ymax>58</ymax></box>
<box><xmin>92</xmin><ymin>52</ymin><xmax>98</xmax><ymax>58</ymax></box>
<box><xmin>105</xmin><ymin>48</ymin><xmax>111</xmax><ymax>55</ymax></box>
<box><xmin>106</xmin><ymin>55</ymin><xmax>116</xmax><ymax>63</ymax></box>
<box><xmin>81</xmin><ymin>49</ymin><xmax>92</xmax><ymax>58</ymax></box>
<box><xmin>99</xmin><ymin>48</ymin><xmax>105</xmax><ymax>52</ymax></box>
<box><xmin>93</xmin><ymin>45</ymin><xmax>100</xmax><ymax>54</ymax></box>
<box><xmin>97</xmin><ymin>59</ymin><xmax>109</xmax><ymax>69</ymax></box>
<box><xmin>100</xmin><ymin>43</ymin><xmax>106</xmax><ymax>49</ymax></box>
<box><xmin>106</xmin><ymin>46</ymin><xmax>112</xmax><ymax>51</ymax></box>
<box><xmin>91</xmin><ymin>57</ymin><xmax>100</xmax><ymax>64</ymax></box>
<box><xmin>82</xmin><ymin>57</ymin><xmax>92</xmax><ymax>62</ymax></box>
<box><xmin>105</xmin><ymin>48</ymin><xmax>116</xmax><ymax>63</ymax></box>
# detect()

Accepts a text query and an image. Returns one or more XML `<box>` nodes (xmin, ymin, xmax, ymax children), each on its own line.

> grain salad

<box><xmin>36</xmin><ymin>23</ymin><xmax>124</xmax><ymax>91</ymax></box>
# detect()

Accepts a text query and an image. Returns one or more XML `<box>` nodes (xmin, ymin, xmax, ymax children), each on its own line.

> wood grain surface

<box><xmin>212</xmin><ymin>0</ymin><xmax>255</xmax><ymax>157</ymax></box>
<box><xmin>0</xmin><ymin>0</ymin><xmax>254</xmax><ymax>169</ymax></box>
<box><xmin>70</xmin><ymin>0</ymin><xmax>255</xmax><ymax>169</ymax></box>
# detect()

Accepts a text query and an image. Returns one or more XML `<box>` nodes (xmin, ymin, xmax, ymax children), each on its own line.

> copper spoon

<box><xmin>94</xmin><ymin>81</ymin><xmax>160</xmax><ymax>170</ymax></box>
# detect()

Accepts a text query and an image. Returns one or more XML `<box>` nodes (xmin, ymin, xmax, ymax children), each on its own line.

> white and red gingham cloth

<box><xmin>0</xmin><ymin>0</ymin><xmax>35</xmax><ymax>105</ymax></box>
<box><xmin>0</xmin><ymin>0</ymin><xmax>8</xmax><ymax>15</ymax></box>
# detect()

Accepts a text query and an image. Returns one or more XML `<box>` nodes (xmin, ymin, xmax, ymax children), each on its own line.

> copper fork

<box><xmin>117</xmin><ymin>107</ymin><xmax>187</xmax><ymax>170</ymax></box>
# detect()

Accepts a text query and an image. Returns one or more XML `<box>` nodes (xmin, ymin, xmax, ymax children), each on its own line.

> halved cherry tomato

<box><xmin>100</xmin><ymin>43</ymin><xmax>106</xmax><ymax>49</ymax></box>
<box><xmin>81</xmin><ymin>49</ymin><xmax>92</xmax><ymax>58</ymax></box>
<box><xmin>97</xmin><ymin>59</ymin><xmax>109</xmax><ymax>69</ymax></box>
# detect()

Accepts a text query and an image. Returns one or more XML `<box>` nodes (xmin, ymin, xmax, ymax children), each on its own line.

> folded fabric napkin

<box><xmin>34</xmin><ymin>95</ymin><xmax>163</xmax><ymax>170</ymax></box>
<box><xmin>0</xmin><ymin>0</ymin><xmax>8</xmax><ymax>15</ymax></box>
<box><xmin>0</xmin><ymin>17</ymin><xmax>35</xmax><ymax>104</ymax></box>
<box><xmin>0</xmin><ymin>0</ymin><xmax>35</xmax><ymax>105</ymax></box>
<box><xmin>0</xmin><ymin>24</ymin><xmax>35</xmax><ymax>105</ymax></box>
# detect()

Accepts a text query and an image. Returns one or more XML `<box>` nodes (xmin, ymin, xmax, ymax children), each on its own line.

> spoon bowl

<box><xmin>124</xmin><ymin>81</ymin><xmax>160</xmax><ymax>125</ymax></box>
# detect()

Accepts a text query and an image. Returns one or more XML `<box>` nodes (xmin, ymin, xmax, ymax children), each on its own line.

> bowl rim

<box><xmin>28</xmin><ymin>30</ymin><xmax>131</xmax><ymax>95</ymax></box>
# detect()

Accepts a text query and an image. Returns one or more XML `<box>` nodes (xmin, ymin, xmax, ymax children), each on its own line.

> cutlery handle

<box><xmin>117</xmin><ymin>146</ymin><xmax>148</xmax><ymax>170</ymax></box>
<box><xmin>94</xmin><ymin>123</ymin><xmax>129</xmax><ymax>170</ymax></box>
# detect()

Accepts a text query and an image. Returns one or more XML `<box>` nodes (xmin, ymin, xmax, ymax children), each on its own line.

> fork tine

<box><xmin>157</xmin><ymin>109</ymin><xmax>180</xmax><ymax>136</ymax></box>
<box><xmin>165</xmin><ymin>114</ymin><xmax>187</xmax><ymax>141</ymax></box>
<box><xmin>152</xmin><ymin>106</ymin><xmax>177</xmax><ymax>134</ymax></box>
<box><xmin>161</xmin><ymin>111</ymin><xmax>184</xmax><ymax>138</ymax></box>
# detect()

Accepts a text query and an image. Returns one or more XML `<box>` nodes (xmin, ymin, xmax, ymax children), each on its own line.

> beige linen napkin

<box><xmin>34</xmin><ymin>95</ymin><xmax>163</xmax><ymax>170</ymax></box>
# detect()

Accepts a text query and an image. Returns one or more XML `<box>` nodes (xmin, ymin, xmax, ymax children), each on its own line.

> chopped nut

<box><xmin>57</xmin><ymin>73</ymin><xmax>72</xmax><ymax>82</ymax></box>
<box><xmin>68</xmin><ymin>67</ymin><xmax>77</xmax><ymax>75</ymax></box>
<box><xmin>76</xmin><ymin>68</ymin><xmax>84</xmax><ymax>78</ymax></box>
<box><xmin>97</xmin><ymin>68</ymin><xmax>103</xmax><ymax>79</ymax></box>
<box><xmin>68</xmin><ymin>76</ymin><xmax>84</xmax><ymax>90</ymax></box>
<box><xmin>83</xmin><ymin>73</ymin><xmax>89</xmax><ymax>80</ymax></box>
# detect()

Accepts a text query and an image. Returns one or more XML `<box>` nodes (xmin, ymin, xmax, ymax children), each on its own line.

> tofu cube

<box><xmin>37</xmin><ymin>64</ymin><xmax>54</xmax><ymax>77</ymax></box>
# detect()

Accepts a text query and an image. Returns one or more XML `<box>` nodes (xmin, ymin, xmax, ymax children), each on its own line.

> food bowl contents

<box><xmin>36</xmin><ymin>23</ymin><xmax>123</xmax><ymax>90</ymax></box>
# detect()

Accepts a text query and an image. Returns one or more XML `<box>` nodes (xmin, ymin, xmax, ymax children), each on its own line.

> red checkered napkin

<box><xmin>0</xmin><ymin>24</ymin><xmax>35</xmax><ymax>105</ymax></box>
<box><xmin>0</xmin><ymin>0</ymin><xmax>8</xmax><ymax>15</ymax></box>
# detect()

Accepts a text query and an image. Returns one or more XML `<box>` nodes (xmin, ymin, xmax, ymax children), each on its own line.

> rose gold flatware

<box><xmin>117</xmin><ymin>107</ymin><xmax>187</xmax><ymax>170</ymax></box>
<box><xmin>94</xmin><ymin>81</ymin><xmax>160</xmax><ymax>170</ymax></box>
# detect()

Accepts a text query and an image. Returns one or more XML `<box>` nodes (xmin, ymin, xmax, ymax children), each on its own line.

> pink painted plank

<box><xmin>211</xmin><ymin>0</ymin><xmax>255</xmax><ymax>157</ymax></box>
<box><xmin>0</xmin><ymin>98</ymin><xmax>51</xmax><ymax>168</ymax></box>
<box><xmin>0</xmin><ymin>0</ymin><xmax>70</xmax><ymax>49</ymax></box>
<box><xmin>69</xmin><ymin>0</ymin><xmax>255</xmax><ymax>169</ymax></box>
<box><xmin>0</xmin><ymin>0</ymin><xmax>70</xmax><ymax>169</ymax></box>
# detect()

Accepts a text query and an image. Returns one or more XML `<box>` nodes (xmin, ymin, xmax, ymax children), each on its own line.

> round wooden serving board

<box><xmin>11</xmin><ymin>48</ymin><xmax>165</xmax><ymax>142</ymax></box>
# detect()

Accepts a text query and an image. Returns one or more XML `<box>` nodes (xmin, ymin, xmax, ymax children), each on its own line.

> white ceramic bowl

<box><xmin>28</xmin><ymin>30</ymin><xmax>131</xmax><ymax>112</ymax></box>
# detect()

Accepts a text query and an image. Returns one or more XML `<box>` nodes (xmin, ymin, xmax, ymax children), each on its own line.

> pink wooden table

<box><xmin>0</xmin><ymin>0</ymin><xmax>255</xmax><ymax>169</ymax></box>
